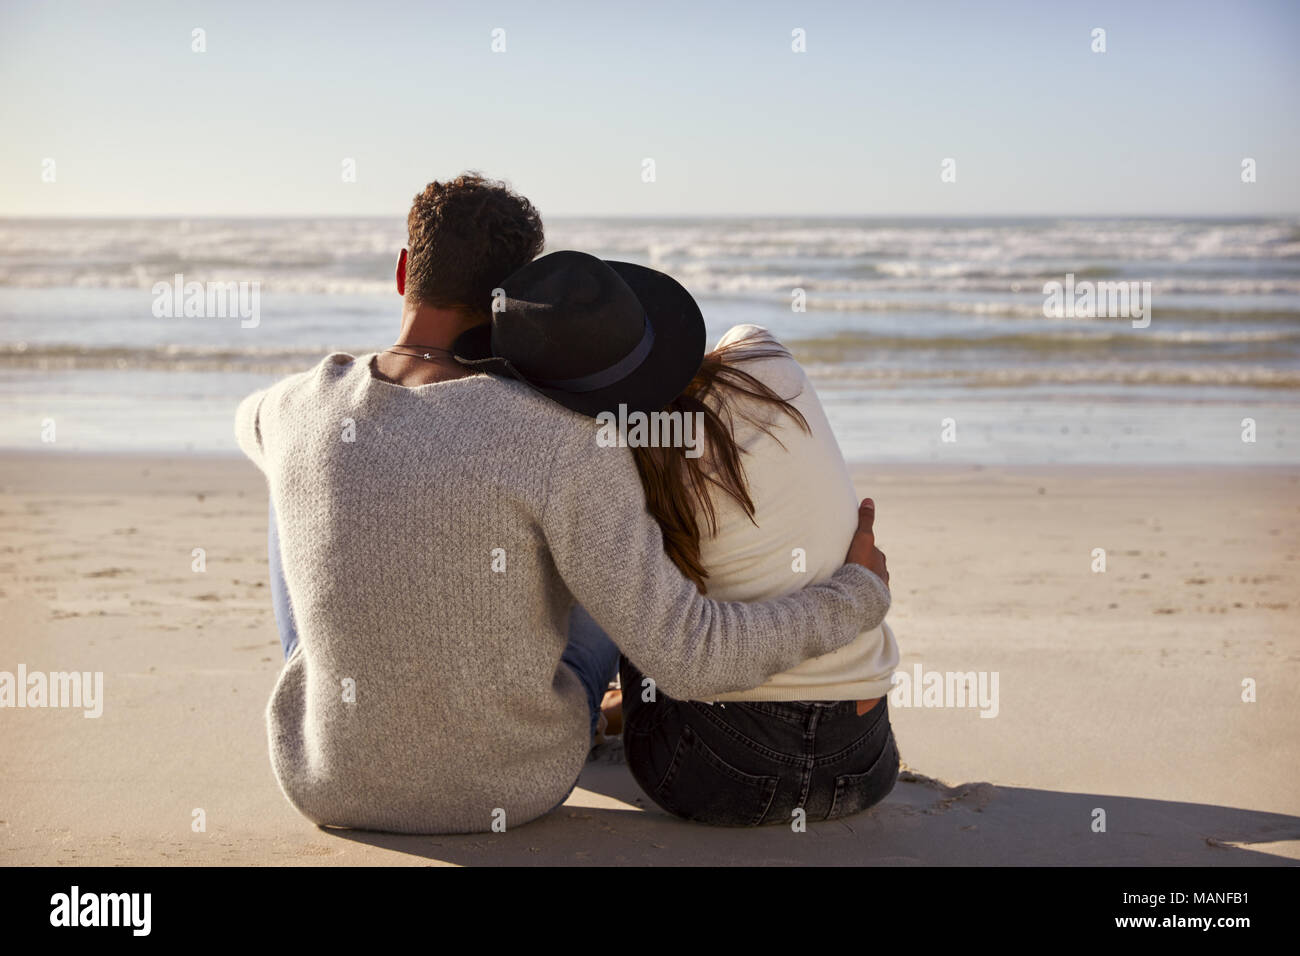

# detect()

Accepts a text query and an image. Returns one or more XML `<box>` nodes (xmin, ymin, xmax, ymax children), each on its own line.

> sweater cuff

<box><xmin>830</xmin><ymin>562</ymin><xmax>892</xmax><ymax>629</ymax></box>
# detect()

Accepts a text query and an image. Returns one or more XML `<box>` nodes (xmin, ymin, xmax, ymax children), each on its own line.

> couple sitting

<box><xmin>236</xmin><ymin>174</ymin><xmax>900</xmax><ymax>834</ymax></box>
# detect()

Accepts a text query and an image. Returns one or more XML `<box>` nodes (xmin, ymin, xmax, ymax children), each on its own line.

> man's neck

<box><xmin>374</xmin><ymin>302</ymin><xmax>486</xmax><ymax>387</ymax></box>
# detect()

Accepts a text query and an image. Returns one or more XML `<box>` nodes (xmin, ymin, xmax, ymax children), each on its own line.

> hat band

<box><xmin>529</xmin><ymin>316</ymin><xmax>655</xmax><ymax>393</ymax></box>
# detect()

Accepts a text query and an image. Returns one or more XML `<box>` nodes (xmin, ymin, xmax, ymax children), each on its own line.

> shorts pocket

<box><xmin>827</xmin><ymin>731</ymin><xmax>900</xmax><ymax>821</ymax></box>
<box><xmin>653</xmin><ymin>724</ymin><xmax>779</xmax><ymax>827</ymax></box>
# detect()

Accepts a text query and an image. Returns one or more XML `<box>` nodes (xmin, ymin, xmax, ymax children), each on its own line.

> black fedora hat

<box><xmin>451</xmin><ymin>250</ymin><xmax>706</xmax><ymax>418</ymax></box>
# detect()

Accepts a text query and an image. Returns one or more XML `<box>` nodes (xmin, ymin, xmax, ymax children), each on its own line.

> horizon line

<box><xmin>2</xmin><ymin>212</ymin><xmax>1296</xmax><ymax>221</ymax></box>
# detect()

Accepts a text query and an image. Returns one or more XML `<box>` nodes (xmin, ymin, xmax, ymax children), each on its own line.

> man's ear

<box><xmin>395</xmin><ymin>248</ymin><xmax>408</xmax><ymax>296</ymax></box>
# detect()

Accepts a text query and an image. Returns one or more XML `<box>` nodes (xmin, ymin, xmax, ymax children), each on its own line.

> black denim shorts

<box><xmin>620</xmin><ymin>657</ymin><xmax>900</xmax><ymax>827</ymax></box>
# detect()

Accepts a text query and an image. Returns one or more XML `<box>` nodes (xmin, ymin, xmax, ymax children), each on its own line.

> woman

<box><xmin>610</xmin><ymin>322</ymin><xmax>901</xmax><ymax>826</ymax></box>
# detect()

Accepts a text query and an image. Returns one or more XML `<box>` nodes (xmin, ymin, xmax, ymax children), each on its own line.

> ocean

<box><xmin>1</xmin><ymin>216</ymin><xmax>1297</xmax><ymax>463</ymax></box>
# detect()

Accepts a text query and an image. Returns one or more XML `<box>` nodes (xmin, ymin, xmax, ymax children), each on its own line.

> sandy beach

<box><xmin>0</xmin><ymin>452</ymin><xmax>1296</xmax><ymax>866</ymax></box>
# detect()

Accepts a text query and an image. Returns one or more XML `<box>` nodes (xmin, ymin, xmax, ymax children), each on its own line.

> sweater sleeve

<box><xmin>234</xmin><ymin>388</ymin><xmax>270</xmax><ymax>473</ymax></box>
<box><xmin>540</xmin><ymin>431</ymin><xmax>891</xmax><ymax>700</ymax></box>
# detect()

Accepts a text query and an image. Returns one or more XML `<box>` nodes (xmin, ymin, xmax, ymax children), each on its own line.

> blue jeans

<box><xmin>266</xmin><ymin>500</ymin><xmax>619</xmax><ymax>737</ymax></box>
<box><xmin>620</xmin><ymin>656</ymin><xmax>899</xmax><ymax>826</ymax></box>
<box><xmin>267</xmin><ymin>499</ymin><xmax>298</xmax><ymax>660</ymax></box>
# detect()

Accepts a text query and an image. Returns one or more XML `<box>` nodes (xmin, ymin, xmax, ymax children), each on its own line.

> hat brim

<box><xmin>453</xmin><ymin>260</ymin><xmax>705</xmax><ymax>418</ymax></box>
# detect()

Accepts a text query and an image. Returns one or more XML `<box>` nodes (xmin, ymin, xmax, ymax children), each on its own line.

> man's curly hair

<box><xmin>404</xmin><ymin>173</ymin><xmax>544</xmax><ymax>315</ymax></box>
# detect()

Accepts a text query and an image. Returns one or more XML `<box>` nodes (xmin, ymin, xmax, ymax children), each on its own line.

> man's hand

<box><xmin>845</xmin><ymin>498</ymin><xmax>888</xmax><ymax>587</ymax></box>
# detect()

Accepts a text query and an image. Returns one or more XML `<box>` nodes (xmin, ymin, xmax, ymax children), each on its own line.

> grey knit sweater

<box><xmin>235</xmin><ymin>353</ymin><xmax>891</xmax><ymax>834</ymax></box>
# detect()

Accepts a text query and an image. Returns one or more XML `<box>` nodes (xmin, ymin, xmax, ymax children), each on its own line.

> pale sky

<box><xmin>2</xmin><ymin>0</ymin><xmax>1297</xmax><ymax>217</ymax></box>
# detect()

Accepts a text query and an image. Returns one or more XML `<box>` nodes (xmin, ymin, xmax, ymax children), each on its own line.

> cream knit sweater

<box><xmin>700</xmin><ymin>326</ymin><xmax>900</xmax><ymax>702</ymax></box>
<box><xmin>236</xmin><ymin>353</ymin><xmax>891</xmax><ymax>834</ymax></box>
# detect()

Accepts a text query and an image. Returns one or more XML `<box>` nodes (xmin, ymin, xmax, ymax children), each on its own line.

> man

<box><xmin>237</xmin><ymin>173</ymin><xmax>891</xmax><ymax>834</ymax></box>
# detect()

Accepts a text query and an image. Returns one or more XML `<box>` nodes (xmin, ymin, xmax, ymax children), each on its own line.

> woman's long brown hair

<box><xmin>631</xmin><ymin>330</ymin><xmax>810</xmax><ymax>593</ymax></box>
